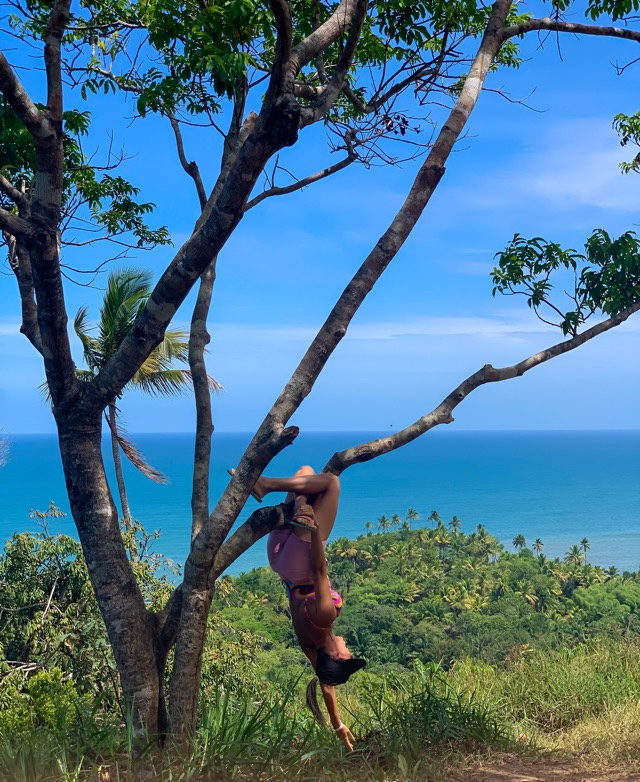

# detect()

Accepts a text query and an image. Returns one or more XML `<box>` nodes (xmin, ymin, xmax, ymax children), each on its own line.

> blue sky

<box><xmin>2</xmin><ymin>11</ymin><xmax>640</xmax><ymax>434</ymax></box>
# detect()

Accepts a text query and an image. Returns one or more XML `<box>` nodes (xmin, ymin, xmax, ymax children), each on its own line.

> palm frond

<box><xmin>104</xmin><ymin>411</ymin><xmax>168</xmax><ymax>484</ymax></box>
<box><xmin>74</xmin><ymin>307</ymin><xmax>103</xmax><ymax>371</ymax></box>
<box><xmin>99</xmin><ymin>268</ymin><xmax>153</xmax><ymax>358</ymax></box>
<box><xmin>38</xmin><ymin>380</ymin><xmax>52</xmax><ymax>405</ymax></box>
<box><xmin>157</xmin><ymin>329</ymin><xmax>190</xmax><ymax>362</ymax></box>
<box><xmin>131</xmin><ymin>369</ymin><xmax>194</xmax><ymax>398</ymax></box>
<box><xmin>206</xmin><ymin>373</ymin><xmax>224</xmax><ymax>394</ymax></box>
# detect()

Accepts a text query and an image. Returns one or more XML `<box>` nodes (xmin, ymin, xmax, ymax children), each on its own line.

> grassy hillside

<box><xmin>2</xmin><ymin>509</ymin><xmax>640</xmax><ymax>780</ymax></box>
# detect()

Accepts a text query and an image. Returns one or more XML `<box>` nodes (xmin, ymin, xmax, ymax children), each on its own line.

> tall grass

<box><xmin>0</xmin><ymin>664</ymin><xmax>506</xmax><ymax>781</ymax></box>
<box><xmin>6</xmin><ymin>642</ymin><xmax>639</xmax><ymax>781</ymax></box>
<box><xmin>450</xmin><ymin>639</ymin><xmax>640</xmax><ymax>734</ymax></box>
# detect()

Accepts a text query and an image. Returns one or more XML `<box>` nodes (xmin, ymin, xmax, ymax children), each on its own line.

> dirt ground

<box><xmin>454</xmin><ymin>755</ymin><xmax>640</xmax><ymax>782</ymax></box>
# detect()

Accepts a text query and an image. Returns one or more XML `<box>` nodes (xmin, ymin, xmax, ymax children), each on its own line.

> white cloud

<box><xmin>460</xmin><ymin>117</ymin><xmax>640</xmax><ymax>214</ymax></box>
<box><xmin>525</xmin><ymin>119</ymin><xmax>638</xmax><ymax>211</ymax></box>
<box><xmin>205</xmin><ymin>312</ymin><xmax>557</xmax><ymax>345</ymax></box>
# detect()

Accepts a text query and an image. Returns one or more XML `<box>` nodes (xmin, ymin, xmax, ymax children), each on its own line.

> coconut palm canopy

<box><xmin>74</xmin><ymin>268</ymin><xmax>193</xmax><ymax>396</ymax></box>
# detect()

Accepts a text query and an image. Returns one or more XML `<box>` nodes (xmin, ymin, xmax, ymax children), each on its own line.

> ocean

<box><xmin>1</xmin><ymin>431</ymin><xmax>639</xmax><ymax>574</ymax></box>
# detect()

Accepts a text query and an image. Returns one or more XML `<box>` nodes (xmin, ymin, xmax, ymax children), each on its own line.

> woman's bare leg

<box><xmin>254</xmin><ymin>466</ymin><xmax>340</xmax><ymax>541</ymax></box>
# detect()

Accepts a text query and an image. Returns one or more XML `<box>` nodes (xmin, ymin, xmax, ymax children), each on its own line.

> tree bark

<box><xmin>56</xmin><ymin>413</ymin><xmax>162</xmax><ymax>733</ymax></box>
<box><xmin>189</xmin><ymin>265</ymin><xmax>216</xmax><ymax>541</ymax></box>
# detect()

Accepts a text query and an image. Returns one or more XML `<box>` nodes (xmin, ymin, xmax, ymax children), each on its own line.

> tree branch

<box><xmin>44</xmin><ymin>0</ymin><xmax>72</xmax><ymax>121</ymax></box>
<box><xmin>248</xmin><ymin>0</ymin><xmax>512</xmax><ymax>434</ymax></box>
<box><xmin>6</xmin><ymin>237</ymin><xmax>43</xmax><ymax>354</ymax></box>
<box><xmin>0</xmin><ymin>52</ymin><xmax>53</xmax><ymax>141</ymax></box>
<box><xmin>501</xmin><ymin>17</ymin><xmax>640</xmax><ymax>43</ymax></box>
<box><xmin>212</xmin><ymin>501</ymin><xmax>293</xmax><ymax>579</ymax></box>
<box><xmin>325</xmin><ymin>301</ymin><xmax>640</xmax><ymax>474</ymax></box>
<box><xmin>341</xmin><ymin>33</ymin><xmax>450</xmax><ymax>115</ymax></box>
<box><xmin>168</xmin><ymin>116</ymin><xmax>207</xmax><ymax>211</ymax></box>
<box><xmin>290</xmin><ymin>0</ymin><xmax>362</xmax><ymax>71</ymax></box>
<box><xmin>187</xmin><ymin>0</ymin><xmax>513</xmax><ymax>569</ymax></box>
<box><xmin>189</xmin><ymin>263</ymin><xmax>216</xmax><ymax>540</ymax></box>
<box><xmin>267</xmin><ymin>0</ymin><xmax>294</xmax><ymax>94</ymax></box>
<box><xmin>0</xmin><ymin>174</ymin><xmax>28</xmax><ymax>209</ymax></box>
<box><xmin>0</xmin><ymin>208</ymin><xmax>30</xmax><ymax>237</ymax></box>
<box><xmin>244</xmin><ymin>145</ymin><xmax>356</xmax><ymax>210</ymax></box>
<box><xmin>300</xmin><ymin>0</ymin><xmax>369</xmax><ymax>126</ymax></box>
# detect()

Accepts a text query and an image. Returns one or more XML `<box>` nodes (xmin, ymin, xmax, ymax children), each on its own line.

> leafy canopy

<box><xmin>492</xmin><ymin>230</ymin><xmax>640</xmax><ymax>336</ymax></box>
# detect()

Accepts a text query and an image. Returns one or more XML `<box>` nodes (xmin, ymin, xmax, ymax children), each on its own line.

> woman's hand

<box><xmin>335</xmin><ymin>723</ymin><xmax>355</xmax><ymax>752</ymax></box>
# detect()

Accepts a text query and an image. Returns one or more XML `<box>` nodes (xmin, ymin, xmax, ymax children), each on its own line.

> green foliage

<box><xmin>208</xmin><ymin>517</ymin><xmax>640</xmax><ymax>677</ymax></box>
<box><xmin>4</xmin><ymin>513</ymin><xmax>640</xmax><ymax>777</ymax></box>
<box><xmin>492</xmin><ymin>229</ymin><xmax>640</xmax><ymax>336</ymax></box>
<box><xmin>614</xmin><ymin>111</ymin><xmax>640</xmax><ymax>173</ymax></box>
<box><xmin>0</xmin><ymin>504</ymin><xmax>113</xmax><ymax>693</ymax></box>
<box><xmin>0</xmin><ymin>98</ymin><xmax>170</xmax><ymax>249</ymax></box>
<box><xmin>0</xmin><ymin>504</ymin><xmax>178</xmax><ymax>726</ymax></box>
<box><xmin>357</xmin><ymin>661</ymin><xmax>507</xmax><ymax>759</ymax></box>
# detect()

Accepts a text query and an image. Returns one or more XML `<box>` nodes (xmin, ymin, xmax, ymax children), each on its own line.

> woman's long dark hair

<box><xmin>305</xmin><ymin>677</ymin><xmax>327</xmax><ymax>727</ymax></box>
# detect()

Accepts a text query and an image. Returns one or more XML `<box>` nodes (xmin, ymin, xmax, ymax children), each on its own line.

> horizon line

<box><xmin>6</xmin><ymin>428</ymin><xmax>640</xmax><ymax>436</ymax></box>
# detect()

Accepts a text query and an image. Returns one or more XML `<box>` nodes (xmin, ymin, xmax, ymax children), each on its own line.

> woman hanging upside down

<box><xmin>252</xmin><ymin>466</ymin><xmax>366</xmax><ymax>752</ymax></box>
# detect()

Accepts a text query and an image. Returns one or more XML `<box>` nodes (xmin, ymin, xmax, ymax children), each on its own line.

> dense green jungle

<box><xmin>3</xmin><ymin>505</ymin><xmax>640</xmax><ymax>780</ymax></box>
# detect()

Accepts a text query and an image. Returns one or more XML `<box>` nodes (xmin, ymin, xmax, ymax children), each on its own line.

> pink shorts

<box><xmin>267</xmin><ymin>528</ymin><xmax>326</xmax><ymax>584</ymax></box>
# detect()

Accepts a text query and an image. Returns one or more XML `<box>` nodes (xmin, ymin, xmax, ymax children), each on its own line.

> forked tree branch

<box><xmin>195</xmin><ymin>0</ymin><xmax>513</xmax><ymax>563</ymax></box>
<box><xmin>501</xmin><ymin>17</ymin><xmax>640</xmax><ymax>43</ymax></box>
<box><xmin>341</xmin><ymin>32</ymin><xmax>450</xmax><ymax>115</ymax></box>
<box><xmin>217</xmin><ymin>300</ymin><xmax>640</xmax><ymax>567</ymax></box>
<box><xmin>300</xmin><ymin>0</ymin><xmax>369</xmax><ymax>126</ymax></box>
<box><xmin>168</xmin><ymin>116</ymin><xmax>207</xmax><ymax>210</ymax></box>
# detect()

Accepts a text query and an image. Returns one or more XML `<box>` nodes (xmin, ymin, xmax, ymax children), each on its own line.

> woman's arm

<box><xmin>308</xmin><ymin>529</ymin><xmax>338</xmax><ymax>627</ymax></box>
<box><xmin>319</xmin><ymin>682</ymin><xmax>355</xmax><ymax>752</ymax></box>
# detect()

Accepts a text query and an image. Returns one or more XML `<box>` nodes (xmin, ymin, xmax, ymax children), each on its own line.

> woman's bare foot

<box><xmin>289</xmin><ymin>498</ymin><xmax>318</xmax><ymax>531</ymax></box>
<box><xmin>252</xmin><ymin>475</ymin><xmax>267</xmax><ymax>501</ymax></box>
<box><xmin>227</xmin><ymin>468</ymin><xmax>264</xmax><ymax>503</ymax></box>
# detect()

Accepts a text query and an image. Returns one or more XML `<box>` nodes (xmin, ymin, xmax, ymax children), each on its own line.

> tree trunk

<box><xmin>56</xmin><ymin>412</ymin><xmax>163</xmax><ymax>734</ymax></box>
<box><xmin>108</xmin><ymin>401</ymin><xmax>133</xmax><ymax>525</ymax></box>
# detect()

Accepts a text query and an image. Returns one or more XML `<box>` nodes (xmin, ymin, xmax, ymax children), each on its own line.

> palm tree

<box><xmin>405</xmin><ymin>508</ymin><xmax>419</xmax><ymax>528</ymax></box>
<box><xmin>580</xmin><ymin>537</ymin><xmax>590</xmax><ymax>563</ymax></box>
<box><xmin>377</xmin><ymin>514</ymin><xmax>392</xmax><ymax>532</ymax></box>
<box><xmin>391</xmin><ymin>513</ymin><xmax>402</xmax><ymax>529</ymax></box>
<box><xmin>449</xmin><ymin>515</ymin><xmax>462</xmax><ymax>535</ymax></box>
<box><xmin>564</xmin><ymin>545</ymin><xmax>584</xmax><ymax>569</ymax></box>
<box><xmin>364</xmin><ymin>520</ymin><xmax>373</xmax><ymax>536</ymax></box>
<box><xmin>74</xmin><ymin>268</ymin><xmax>218</xmax><ymax>523</ymax></box>
<box><xmin>532</xmin><ymin>538</ymin><xmax>544</xmax><ymax>554</ymax></box>
<box><xmin>513</xmin><ymin>534</ymin><xmax>526</xmax><ymax>551</ymax></box>
<box><xmin>428</xmin><ymin>510</ymin><xmax>442</xmax><ymax>527</ymax></box>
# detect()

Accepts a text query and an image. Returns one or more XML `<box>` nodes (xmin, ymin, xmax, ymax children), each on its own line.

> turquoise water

<box><xmin>1</xmin><ymin>431</ymin><xmax>639</xmax><ymax>574</ymax></box>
